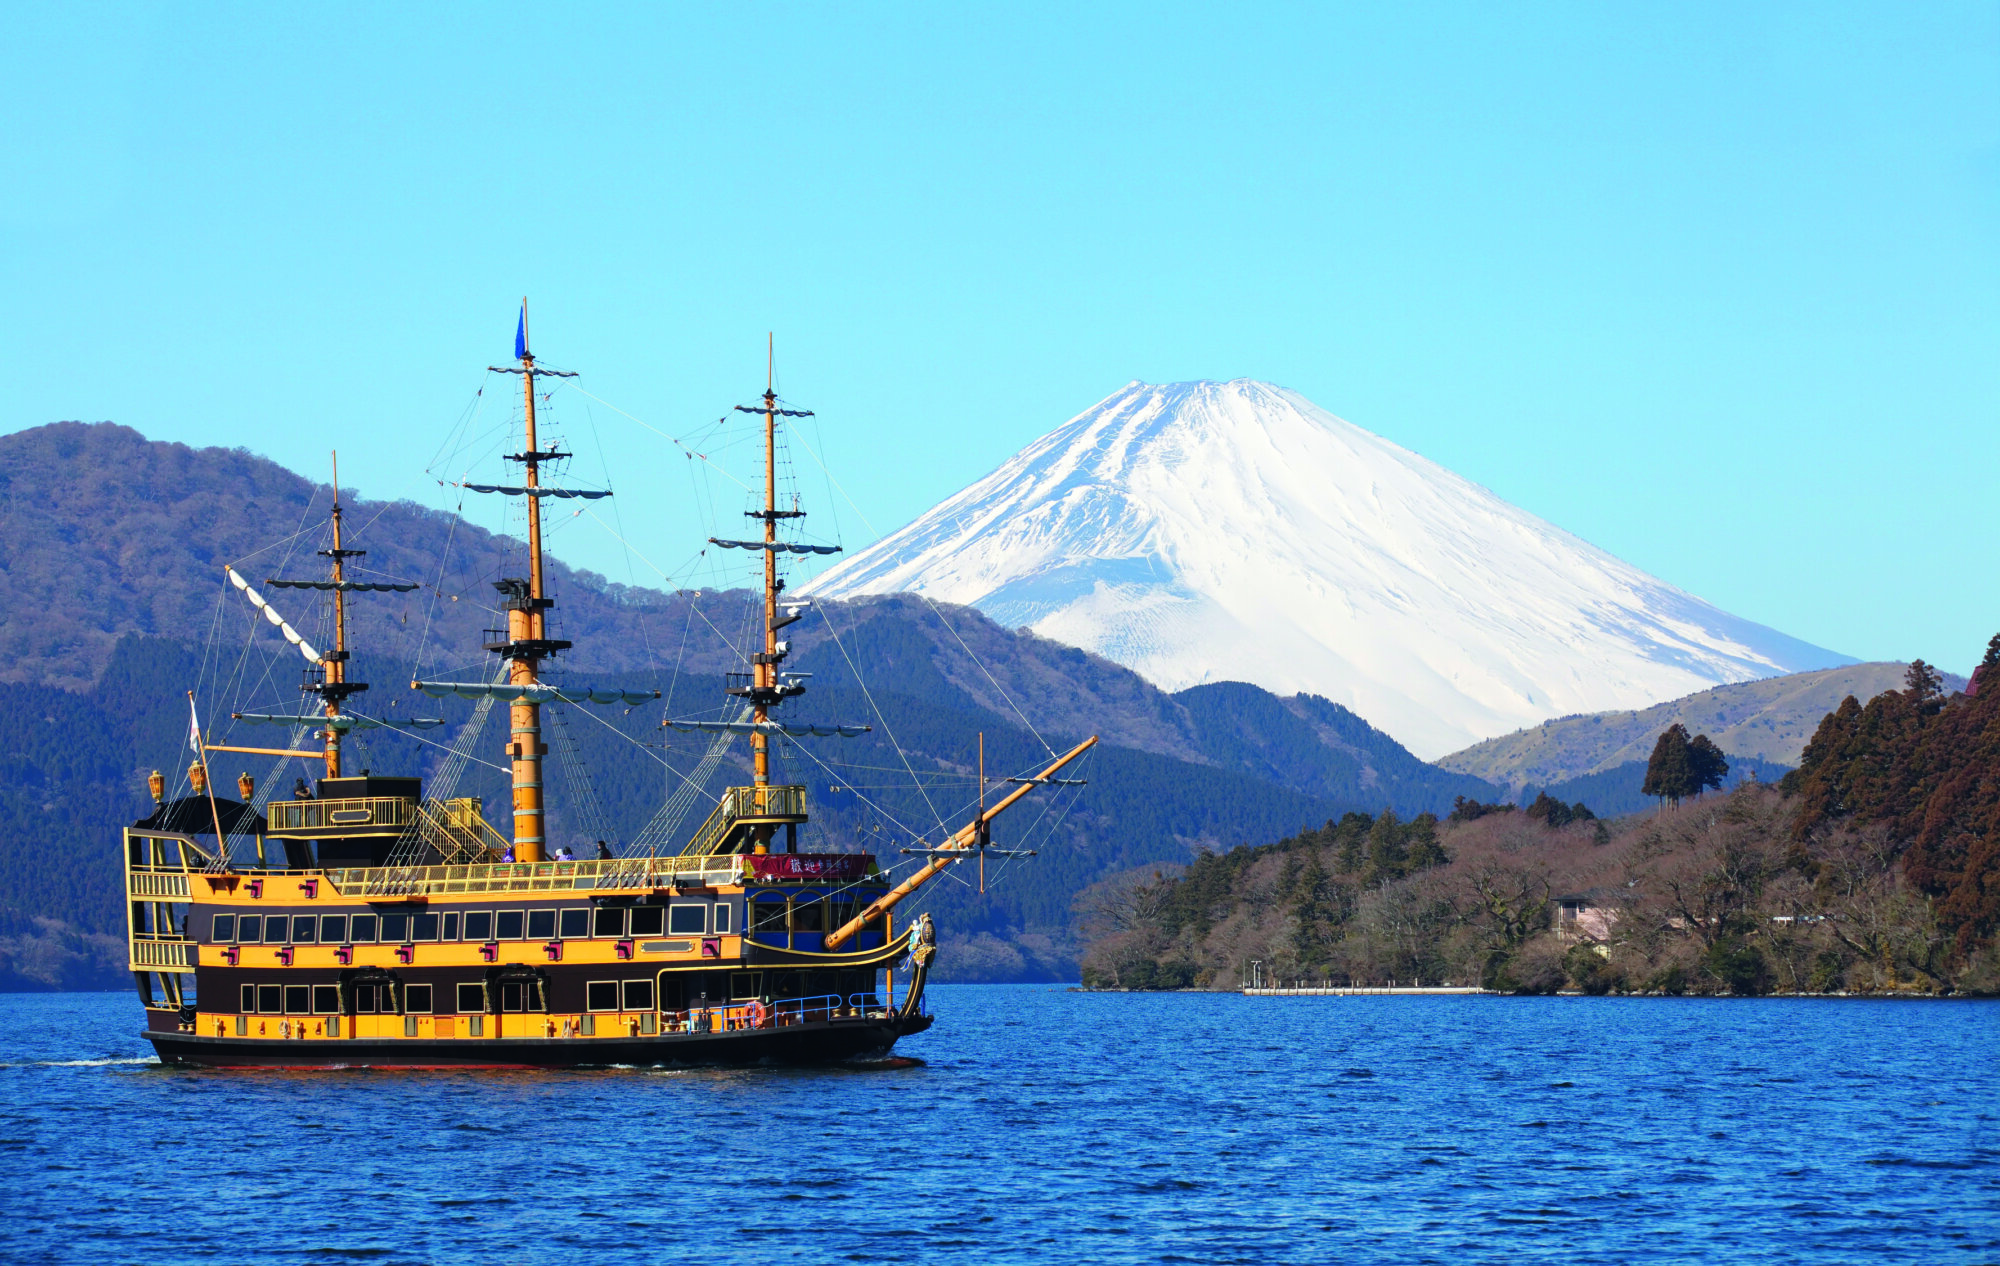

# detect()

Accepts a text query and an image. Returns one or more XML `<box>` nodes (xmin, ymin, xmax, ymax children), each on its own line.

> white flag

<box><xmin>188</xmin><ymin>696</ymin><xmax>203</xmax><ymax>755</ymax></box>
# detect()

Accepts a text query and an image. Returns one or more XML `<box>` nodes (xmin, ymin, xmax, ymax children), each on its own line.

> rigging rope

<box><xmin>547</xmin><ymin>701</ymin><xmax>619</xmax><ymax>854</ymax></box>
<box><xmin>627</xmin><ymin>706</ymin><xmax>748</xmax><ymax>857</ymax></box>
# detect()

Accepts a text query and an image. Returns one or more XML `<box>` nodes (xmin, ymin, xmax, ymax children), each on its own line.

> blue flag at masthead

<box><xmin>514</xmin><ymin>302</ymin><xmax>528</xmax><ymax>360</ymax></box>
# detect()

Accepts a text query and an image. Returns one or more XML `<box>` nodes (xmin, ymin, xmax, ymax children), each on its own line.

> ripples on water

<box><xmin>1</xmin><ymin>988</ymin><xmax>1995</xmax><ymax>1264</ymax></box>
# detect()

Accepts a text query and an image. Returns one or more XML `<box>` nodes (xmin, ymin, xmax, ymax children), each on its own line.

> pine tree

<box><xmin>1687</xmin><ymin>734</ymin><xmax>1730</xmax><ymax>798</ymax></box>
<box><xmin>1404</xmin><ymin>812</ymin><xmax>1448</xmax><ymax>870</ymax></box>
<box><xmin>1973</xmin><ymin>634</ymin><xmax>2000</xmax><ymax>697</ymax></box>
<box><xmin>1642</xmin><ymin>723</ymin><xmax>1697</xmax><ymax>811</ymax></box>
<box><xmin>1525</xmin><ymin>791</ymin><xmax>1574</xmax><ymax>827</ymax></box>
<box><xmin>1366</xmin><ymin>810</ymin><xmax>1408</xmax><ymax>883</ymax></box>
<box><xmin>1906</xmin><ymin>659</ymin><xmax>1945</xmax><ymax>711</ymax></box>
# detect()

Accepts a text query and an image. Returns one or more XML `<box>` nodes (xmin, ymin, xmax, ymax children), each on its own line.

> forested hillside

<box><xmin>1082</xmin><ymin>645</ymin><xmax>2000</xmax><ymax>995</ymax></box>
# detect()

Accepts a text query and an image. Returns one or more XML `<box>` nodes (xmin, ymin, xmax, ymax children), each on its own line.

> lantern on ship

<box><xmin>147</xmin><ymin>770</ymin><xmax>165</xmax><ymax>804</ymax></box>
<box><xmin>238</xmin><ymin>772</ymin><xmax>255</xmax><ymax>801</ymax></box>
<box><xmin>188</xmin><ymin>761</ymin><xmax>207</xmax><ymax>794</ymax></box>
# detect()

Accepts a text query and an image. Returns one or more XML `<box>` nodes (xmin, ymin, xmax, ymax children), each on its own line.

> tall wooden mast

<box><xmin>755</xmin><ymin>335</ymin><xmax>778</xmax><ymax>794</ymax></box>
<box><xmin>321</xmin><ymin>454</ymin><xmax>352</xmax><ymax>778</ymax></box>
<box><xmin>506</xmin><ymin>300</ymin><xmax>553</xmax><ymax>860</ymax></box>
<box><xmin>291</xmin><ymin>451</ymin><xmax>372</xmax><ymax>780</ymax></box>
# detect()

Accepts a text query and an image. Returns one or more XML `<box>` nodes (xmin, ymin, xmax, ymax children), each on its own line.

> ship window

<box><xmin>380</xmin><ymin>913</ymin><xmax>410</xmax><ymax>943</ymax></box>
<box><xmin>586</xmin><ymin>981</ymin><xmax>620</xmax><ymax>1011</ymax></box>
<box><xmin>312</xmin><ymin>985</ymin><xmax>340</xmax><ymax>1014</ymax></box>
<box><xmin>628</xmin><ymin>906</ymin><xmax>664</xmax><ymax>938</ymax></box>
<box><xmin>442</xmin><ymin>912</ymin><xmax>460</xmax><ymax>941</ymax></box>
<box><xmin>593</xmin><ymin>907</ymin><xmax>625</xmax><ymax>938</ymax></box>
<box><xmin>350</xmin><ymin>914</ymin><xmax>378</xmax><ymax>943</ymax></box>
<box><xmin>456</xmin><ymin>983</ymin><xmax>485</xmax><ymax>1013</ymax></box>
<box><xmin>668</xmin><ymin>904</ymin><xmax>706</xmax><ymax>935</ymax></box>
<box><xmin>464</xmin><ymin>911</ymin><xmax>493</xmax><ymax>941</ymax></box>
<box><xmin>501</xmin><ymin>982</ymin><xmax>526</xmax><ymax>1013</ymax></box>
<box><xmin>559</xmin><ymin>909</ymin><xmax>590</xmax><ymax>940</ymax></box>
<box><xmin>283</xmin><ymin>985</ymin><xmax>310</xmax><ymax>1014</ymax></box>
<box><xmin>319</xmin><ymin>914</ymin><xmax>348</xmax><ymax>943</ymax></box>
<box><xmin>622</xmin><ymin>980</ymin><xmax>654</xmax><ymax>1011</ymax></box>
<box><xmin>712</xmin><ymin>903</ymin><xmax>731</xmax><ymax>934</ymax></box>
<box><xmin>729</xmin><ymin>972</ymin><xmax>763</xmax><ymax>1000</ymax></box>
<box><xmin>405</xmin><ymin>984</ymin><xmax>433</xmax><ymax>1014</ymax></box>
<box><xmin>291</xmin><ymin>916</ymin><xmax>316</xmax><ymax>943</ymax></box>
<box><xmin>789</xmin><ymin>900</ymin><xmax>824</xmax><ymax>933</ymax></box>
<box><xmin>258</xmin><ymin>984</ymin><xmax>282</xmax><ymax>1013</ymax></box>
<box><xmin>212</xmin><ymin>914</ymin><xmax>237</xmax><ymax>943</ymax></box>
<box><xmin>236</xmin><ymin>914</ymin><xmax>261</xmax><ymax>943</ymax></box>
<box><xmin>264</xmin><ymin>918</ymin><xmax>288</xmax><ymax>945</ymax></box>
<box><xmin>240</xmin><ymin>984</ymin><xmax>255</xmax><ymax>1012</ymax></box>
<box><xmin>355</xmin><ymin>985</ymin><xmax>378</xmax><ymax>1014</ymax></box>
<box><xmin>411</xmin><ymin>912</ymin><xmax>440</xmax><ymax>941</ymax></box>
<box><xmin>751</xmin><ymin>895</ymin><xmax>787</xmax><ymax>933</ymax></box>
<box><xmin>495</xmin><ymin>910</ymin><xmax>524</xmax><ymax>941</ymax></box>
<box><xmin>527</xmin><ymin>910</ymin><xmax>556</xmax><ymax>940</ymax></box>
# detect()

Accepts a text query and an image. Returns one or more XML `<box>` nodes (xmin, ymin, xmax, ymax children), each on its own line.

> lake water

<box><xmin>1</xmin><ymin>987</ymin><xmax>1995</xmax><ymax>1264</ymax></box>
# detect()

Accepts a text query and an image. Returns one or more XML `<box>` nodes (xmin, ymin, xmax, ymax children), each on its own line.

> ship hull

<box><xmin>142</xmin><ymin>1013</ymin><xmax>932</xmax><ymax>1069</ymax></box>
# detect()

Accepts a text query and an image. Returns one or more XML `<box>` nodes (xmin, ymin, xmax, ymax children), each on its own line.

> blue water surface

<box><xmin>0</xmin><ymin>987</ymin><xmax>1995</xmax><ymax>1264</ymax></box>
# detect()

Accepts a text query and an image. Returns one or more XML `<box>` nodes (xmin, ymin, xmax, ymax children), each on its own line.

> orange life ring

<box><xmin>745</xmin><ymin>1000</ymin><xmax>768</xmax><ymax>1029</ymax></box>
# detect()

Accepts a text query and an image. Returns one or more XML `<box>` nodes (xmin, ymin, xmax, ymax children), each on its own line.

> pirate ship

<box><xmin>126</xmin><ymin>310</ymin><xmax>1093</xmax><ymax>1067</ymax></box>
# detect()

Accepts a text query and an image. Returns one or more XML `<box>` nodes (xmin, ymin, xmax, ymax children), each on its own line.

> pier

<box><xmin>1241</xmin><ymin>985</ymin><xmax>1486</xmax><ymax>996</ymax></box>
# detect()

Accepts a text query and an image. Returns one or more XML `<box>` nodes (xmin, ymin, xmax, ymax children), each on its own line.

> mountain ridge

<box><xmin>806</xmin><ymin>379</ymin><xmax>1853</xmax><ymax>758</ymax></box>
<box><xmin>1437</xmin><ymin>661</ymin><xmax>1967</xmax><ymax>788</ymax></box>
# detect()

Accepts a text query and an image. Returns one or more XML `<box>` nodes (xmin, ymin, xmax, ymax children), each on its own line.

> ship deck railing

<box><xmin>664</xmin><ymin>991</ymin><xmax>911</xmax><ymax>1033</ymax></box>
<box><xmin>126</xmin><ymin>848</ymin><xmax>882</xmax><ymax>900</ymax></box>
<box><xmin>332</xmin><ymin>856</ymin><xmax>751</xmax><ymax>896</ymax></box>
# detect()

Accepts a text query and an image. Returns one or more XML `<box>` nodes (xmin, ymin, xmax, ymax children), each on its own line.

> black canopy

<box><xmin>132</xmin><ymin>797</ymin><xmax>267</xmax><ymax>837</ymax></box>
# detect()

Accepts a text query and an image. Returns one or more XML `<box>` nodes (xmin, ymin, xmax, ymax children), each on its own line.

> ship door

<box><xmin>657</xmin><ymin>972</ymin><xmax>687</xmax><ymax>1017</ymax></box>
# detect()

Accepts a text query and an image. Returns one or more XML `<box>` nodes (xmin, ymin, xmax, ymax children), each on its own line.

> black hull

<box><xmin>143</xmin><ymin>1013</ymin><xmax>932</xmax><ymax>1069</ymax></box>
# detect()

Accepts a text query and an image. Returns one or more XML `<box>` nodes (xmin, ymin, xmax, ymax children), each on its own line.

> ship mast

<box><xmin>320</xmin><ymin>454</ymin><xmax>355</xmax><ymax>778</ymax></box>
<box><xmin>296</xmin><ymin>450</ymin><xmax>372</xmax><ymax>776</ymax></box>
<box><xmin>755</xmin><ymin>336</ymin><xmax>778</xmax><ymax>795</ymax></box>
<box><xmin>503</xmin><ymin>300</ymin><xmax>560</xmax><ymax>861</ymax></box>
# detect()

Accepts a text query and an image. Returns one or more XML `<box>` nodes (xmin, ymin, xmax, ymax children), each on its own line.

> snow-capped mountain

<box><xmin>804</xmin><ymin>380</ymin><xmax>1851</xmax><ymax>759</ymax></box>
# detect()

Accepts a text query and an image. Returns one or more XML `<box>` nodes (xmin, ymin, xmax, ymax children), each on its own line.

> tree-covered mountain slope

<box><xmin>1435</xmin><ymin>662</ymin><xmax>1965</xmax><ymax>789</ymax></box>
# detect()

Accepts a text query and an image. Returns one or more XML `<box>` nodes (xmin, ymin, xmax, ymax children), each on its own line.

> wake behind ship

<box><xmin>125</xmin><ymin>312</ymin><xmax>1093</xmax><ymax>1068</ymax></box>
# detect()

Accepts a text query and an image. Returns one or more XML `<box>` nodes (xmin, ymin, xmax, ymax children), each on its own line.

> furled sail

<box><xmin>662</xmin><ymin>719</ymin><xmax>870</xmax><ymax>738</ymax></box>
<box><xmin>232</xmin><ymin>713</ymin><xmax>445</xmax><ymax>731</ymax></box>
<box><xmin>411</xmin><ymin>681</ymin><xmax>660</xmax><ymax>706</ymax></box>
<box><xmin>224</xmin><ymin>567</ymin><xmax>322</xmax><ymax>664</ymax></box>
<box><xmin>264</xmin><ymin>579</ymin><xmax>420</xmax><ymax>592</ymax></box>
<box><xmin>461</xmin><ymin>484</ymin><xmax>612</xmax><ymax>499</ymax></box>
<box><xmin>707</xmin><ymin>538</ymin><xmax>842</xmax><ymax>555</ymax></box>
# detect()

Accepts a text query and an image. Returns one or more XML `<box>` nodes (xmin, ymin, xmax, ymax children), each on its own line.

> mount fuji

<box><xmin>804</xmin><ymin>380</ymin><xmax>1852</xmax><ymax>759</ymax></box>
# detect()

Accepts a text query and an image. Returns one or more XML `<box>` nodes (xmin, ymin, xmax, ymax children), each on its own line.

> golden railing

<box><xmin>128</xmin><ymin>871</ymin><xmax>192</xmax><ymax>899</ymax></box>
<box><xmin>681</xmin><ymin>785</ymin><xmax>807</xmax><ymax>858</ymax></box>
<box><xmin>329</xmin><ymin>855</ymin><xmax>748</xmax><ymax>898</ymax></box>
<box><xmin>268</xmin><ymin>796</ymin><xmax>417</xmax><ymax>832</ymax></box>
<box><xmin>130</xmin><ymin>936</ymin><xmax>195</xmax><ymax>970</ymax></box>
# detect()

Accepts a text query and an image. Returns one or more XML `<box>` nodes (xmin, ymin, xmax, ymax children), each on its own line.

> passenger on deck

<box><xmin>553</xmin><ymin>846</ymin><xmax>576</xmax><ymax>861</ymax></box>
<box><xmin>292</xmin><ymin>778</ymin><xmax>312</xmax><ymax>801</ymax></box>
<box><xmin>595</xmin><ymin>841</ymin><xmax>613</xmax><ymax>860</ymax></box>
<box><xmin>499</xmin><ymin>845</ymin><xmax>515</xmax><ymax>863</ymax></box>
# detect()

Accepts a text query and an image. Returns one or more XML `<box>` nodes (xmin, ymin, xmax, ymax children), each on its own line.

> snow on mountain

<box><xmin>804</xmin><ymin>380</ymin><xmax>1852</xmax><ymax>759</ymax></box>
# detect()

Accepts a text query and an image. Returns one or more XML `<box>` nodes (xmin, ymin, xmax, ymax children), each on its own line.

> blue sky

<box><xmin>5</xmin><ymin>3</ymin><xmax>1995</xmax><ymax>671</ymax></box>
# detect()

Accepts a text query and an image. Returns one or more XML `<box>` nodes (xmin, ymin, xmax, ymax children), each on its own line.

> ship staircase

<box><xmin>678</xmin><ymin>784</ymin><xmax>808</xmax><ymax>857</ymax></box>
<box><xmin>364</xmin><ymin>798</ymin><xmax>510</xmax><ymax>895</ymax></box>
